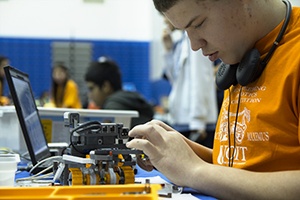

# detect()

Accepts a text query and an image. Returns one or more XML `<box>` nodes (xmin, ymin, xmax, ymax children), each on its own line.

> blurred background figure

<box><xmin>45</xmin><ymin>63</ymin><xmax>82</xmax><ymax>108</ymax></box>
<box><xmin>37</xmin><ymin>90</ymin><xmax>50</xmax><ymax>107</ymax></box>
<box><xmin>161</xmin><ymin>17</ymin><xmax>218</xmax><ymax>147</ymax></box>
<box><xmin>0</xmin><ymin>56</ymin><xmax>10</xmax><ymax>106</ymax></box>
<box><xmin>85</xmin><ymin>57</ymin><xmax>154</xmax><ymax>129</ymax></box>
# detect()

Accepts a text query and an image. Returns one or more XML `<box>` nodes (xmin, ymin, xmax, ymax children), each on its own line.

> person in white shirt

<box><xmin>162</xmin><ymin>17</ymin><xmax>218</xmax><ymax>147</ymax></box>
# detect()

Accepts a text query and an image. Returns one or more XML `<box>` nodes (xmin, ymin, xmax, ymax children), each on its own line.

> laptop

<box><xmin>4</xmin><ymin>66</ymin><xmax>52</xmax><ymax>173</ymax></box>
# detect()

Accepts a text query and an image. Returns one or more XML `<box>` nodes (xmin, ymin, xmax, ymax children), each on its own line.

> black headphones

<box><xmin>216</xmin><ymin>0</ymin><xmax>292</xmax><ymax>91</ymax></box>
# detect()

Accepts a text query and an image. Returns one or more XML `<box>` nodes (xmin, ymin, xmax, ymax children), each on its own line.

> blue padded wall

<box><xmin>0</xmin><ymin>37</ymin><xmax>151</xmax><ymax>101</ymax></box>
<box><xmin>0</xmin><ymin>37</ymin><xmax>52</xmax><ymax>98</ymax></box>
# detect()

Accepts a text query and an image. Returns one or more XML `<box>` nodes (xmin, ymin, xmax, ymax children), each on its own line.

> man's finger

<box><xmin>146</xmin><ymin>119</ymin><xmax>176</xmax><ymax>132</ymax></box>
<box><xmin>137</xmin><ymin>155</ymin><xmax>154</xmax><ymax>172</ymax></box>
<box><xmin>126</xmin><ymin>138</ymin><xmax>160</xmax><ymax>160</ymax></box>
<box><xmin>129</xmin><ymin>123</ymin><xmax>171</xmax><ymax>147</ymax></box>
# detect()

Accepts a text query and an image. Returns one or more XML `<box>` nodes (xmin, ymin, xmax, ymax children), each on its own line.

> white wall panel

<box><xmin>0</xmin><ymin>0</ymin><xmax>153</xmax><ymax>41</ymax></box>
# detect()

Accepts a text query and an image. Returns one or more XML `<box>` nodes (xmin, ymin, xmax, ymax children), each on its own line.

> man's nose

<box><xmin>187</xmin><ymin>31</ymin><xmax>206</xmax><ymax>51</ymax></box>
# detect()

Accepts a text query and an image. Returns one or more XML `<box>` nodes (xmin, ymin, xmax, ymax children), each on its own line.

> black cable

<box><xmin>75</xmin><ymin>124</ymin><xmax>102</xmax><ymax>134</ymax></box>
<box><xmin>60</xmin><ymin>144</ymin><xmax>71</xmax><ymax>156</ymax></box>
<box><xmin>70</xmin><ymin>130</ymin><xmax>83</xmax><ymax>154</ymax></box>
<box><xmin>261</xmin><ymin>0</ymin><xmax>292</xmax><ymax>67</ymax></box>
<box><xmin>227</xmin><ymin>90</ymin><xmax>231</xmax><ymax>167</ymax></box>
<box><xmin>71</xmin><ymin>121</ymin><xmax>101</xmax><ymax>132</ymax></box>
<box><xmin>230</xmin><ymin>87</ymin><xmax>243</xmax><ymax>167</ymax></box>
<box><xmin>17</xmin><ymin>166</ymin><xmax>31</xmax><ymax>172</ymax></box>
<box><xmin>69</xmin><ymin>121</ymin><xmax>102</xmax><ymax>154</ymax></box>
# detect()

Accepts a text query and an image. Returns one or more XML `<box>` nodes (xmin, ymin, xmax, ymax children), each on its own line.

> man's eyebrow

<box><xmin>184</xmin><ymin>16</ymin><xmax>198</xmax><ymax>29</ymax></box>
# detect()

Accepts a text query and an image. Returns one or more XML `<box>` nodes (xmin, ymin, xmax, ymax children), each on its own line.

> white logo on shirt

<box><xmin>215</xmin><ymin>105</ymin><xmax>250</xmax><ymax>145</ymax></box>
<box><xmin>215</xmin><ymin>86</ymin><xmax>267</xmax><ymax>165</ymax></box>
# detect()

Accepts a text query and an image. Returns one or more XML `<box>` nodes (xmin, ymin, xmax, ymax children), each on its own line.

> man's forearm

<box><xmin>182</xmin><ymin>136</ymin><xmax>213</xmax><ymax>163</ymax></box>
<box><xmin>191</xmin><ymin>163</ymin><xmax>300</xmax><ymax>200</ymax></box>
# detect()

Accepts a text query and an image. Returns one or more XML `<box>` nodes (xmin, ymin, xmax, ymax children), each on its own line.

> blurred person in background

<box><xmin>85</xmin><ymin>57</ymin><xmax>154</xmax><ymax>129</ymax></box>
<box><xmin>0</xmin><ymin>56</ymin><xmax>10</xmax><ymax>106</ymax></box>
<box><xmin>162</xmin><ymin>16</ymin><xmax>218</xmax><ymax>147</ymax></box>
<box><xmin>46</xmin><ymin>63</ymin><xmax>82</xmax><ymax>109</ymax></box>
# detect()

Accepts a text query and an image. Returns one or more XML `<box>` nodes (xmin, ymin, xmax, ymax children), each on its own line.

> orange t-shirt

<box><xmin>213</xmin><ymin>7</ymin><xmax>300</xmax><ymax>172</ymax></box>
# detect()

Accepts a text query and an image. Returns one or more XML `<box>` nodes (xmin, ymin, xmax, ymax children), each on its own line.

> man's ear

<box><xmin>102</xmin><ymin>80</ymin><xmax>113</xmax><ymax>93</ymax></box>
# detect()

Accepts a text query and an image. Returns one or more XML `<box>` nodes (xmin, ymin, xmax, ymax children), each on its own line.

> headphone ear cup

<box><xmin>236</xmin><ymin>48</ymin><xmax>261</xmax><ymax>86</ymax></box>
<box><xmin>215</xmin><ymin>62</ymin><xmax>238</xmax><ymax>91</ymax></box>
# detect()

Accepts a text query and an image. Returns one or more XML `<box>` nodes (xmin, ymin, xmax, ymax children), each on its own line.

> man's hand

<box><xmin>136</xmin><ymin>154</ymin><xmax>154</xmax><ymax>172</ymax></box>
<box><xmin>126</xmin><ymin>120</ymin><xmax>205</xmax><ymax>186</ymax></box>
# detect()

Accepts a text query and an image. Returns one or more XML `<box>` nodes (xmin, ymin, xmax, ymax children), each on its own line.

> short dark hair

<box><xmin>85</xmin><ymin>58</ymin><xmax>122</xmax><ymax>91</ymax></box>
<box><xmin>153</xmin><ymin>0</ymin><xmax>207</xmax><ymax>13</ymax></box>
<box><xmin>153</xmin><ymin>0</ymin><xmax>182</xmax><ymax>13</ymax></box>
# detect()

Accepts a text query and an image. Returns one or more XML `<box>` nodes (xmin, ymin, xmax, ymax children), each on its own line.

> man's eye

<box><xmin>195</xmin><ymin>20</ymin><xmax>205</xmax><ymax>29</ymax></box>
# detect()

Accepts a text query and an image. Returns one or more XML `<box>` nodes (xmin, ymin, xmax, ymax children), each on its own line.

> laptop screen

<box><xmin>4</xmin><ymin>66</ymin><xmax>51</xmax><ymax>165</ymax></box>
<box><xmin>12</xmin><ymin>77</ymin><xmax>49</xmax><ymax>155</ymax></box>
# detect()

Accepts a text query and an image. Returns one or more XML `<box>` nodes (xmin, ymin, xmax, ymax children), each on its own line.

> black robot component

<box><xmin>57</xmin><ymin>112</ymin><xmax>143</xmax><ymax>185</ymax></box>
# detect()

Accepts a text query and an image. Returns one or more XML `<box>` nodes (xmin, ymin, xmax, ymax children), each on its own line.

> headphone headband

<box><xmin>261</xmin><ymin>0</ymin><xmax>292</xmax><ymax>67</ymax></box>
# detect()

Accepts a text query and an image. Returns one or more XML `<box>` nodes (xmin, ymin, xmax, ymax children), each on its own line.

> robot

<box><xmin>55</xmin><ymin>112</ymin><xmax>144</xmax><ymax>186</ymax></box>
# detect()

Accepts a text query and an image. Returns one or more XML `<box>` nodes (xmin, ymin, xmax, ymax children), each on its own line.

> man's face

<box><xmin>164</xmin><ymin>0</ymin><xmax>258</xmax><ymax>64</ymax></box>
<box><xmin>164</xmin><ymin>16</ymin><xmax>176</xmax><ymax>32</ymax></box>
<box><xmin>86</xmin><ymin>81</ymin><xmax>107</xmax><ymax>107</ymax></box>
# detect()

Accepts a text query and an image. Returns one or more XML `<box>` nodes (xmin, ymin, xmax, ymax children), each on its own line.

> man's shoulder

<box><xmin>103</xmin><ymin>91</ymin><xmax>137</xmax><ymax>108</ymax></box>
<box><xmin>104</xmin><ymin>90</ymin><xmax>150</xmax><ymax>109</ymax></box>
<box><xmin>111</xmin><ymin>90</ymin><xmax>141</xmax><ymax>98</ymax></box>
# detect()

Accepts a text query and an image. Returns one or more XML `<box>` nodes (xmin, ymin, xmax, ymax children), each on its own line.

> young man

<box><xmin>85</xmin><ymin>57</ymin><xmax>154</xmax><ymax>129</ymax></box>
<box><xmin>126</xmin><ymin>0</ymin><xmax>300</xmax><ymax>199</ymax></box>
